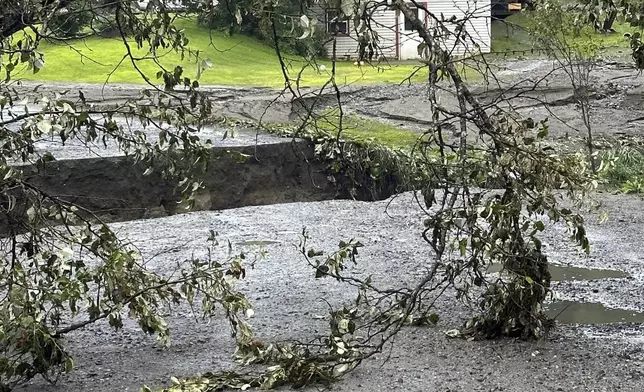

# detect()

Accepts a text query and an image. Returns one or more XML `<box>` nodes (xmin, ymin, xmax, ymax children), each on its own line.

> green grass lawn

<box><xmin>12</xmin><ymin>11</ymin><xmax>637</xmax><ymax>87</ymax></box>
<box><xmin>12</xmin><ymin>18</ymin><xmax>426</xmax><ymax>87</ymax></box>
<box><xmin>315</xmin><ymin>110</ymin><xmax>422</xmax><ymax>150</ymax></box>
<box><xmin>491</xmin><ymin>12</ymin><xmax>633</xmax><ymax>56</ymax></box>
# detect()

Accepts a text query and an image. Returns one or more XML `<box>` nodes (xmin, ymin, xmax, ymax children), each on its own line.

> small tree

<box><xmin>577</xmin><ymin>0</ymin><xmax>619</xmax><ymax>32</ymax></box>
<box><xmin>527</xmin><ymin>0</ymin><xmax>602</xmax><ymax>172</ymax></box>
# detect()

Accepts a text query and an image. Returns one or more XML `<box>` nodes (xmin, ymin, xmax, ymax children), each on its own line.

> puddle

<box><xmin>486</xmin><ymin>264</ymin><xmax>627</xmax><ymax>281</ymax></box>
<box><xmin>235</xmin><ymin>240</ymin><xmax>280</xmax><ymax>247</ymax></box>
<box><xmin>546</xmin><ymin>301</ymin><xmax>644</xmax><ymax>324</ymax></box>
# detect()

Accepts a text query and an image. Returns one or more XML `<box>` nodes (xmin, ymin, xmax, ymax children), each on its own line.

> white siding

<box><xmin>316</xmin><ymin>5</ymin><xmax>397</xmax><ymax>60</ymax></box>
<box><xmin>426</xmin><ymin>0</ymin><xmax>491</xmax><ymax>55</ymax></box>
<box><xmin>316</xmin><ymin>1</ymin><xmax>491</xmax><ymax>60</ymax></box>
<box><xmin>369</xmin><ymin>9</ymin><xmax>398</xmax><ymax>59</ymax></box>
<box><xmin>325</xmin><ymin>30</ymin><xmax>361</xmax><ymax>60</ymax></box>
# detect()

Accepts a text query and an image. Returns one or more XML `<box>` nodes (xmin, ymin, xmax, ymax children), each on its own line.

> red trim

<box><xmin>424</xmin><ymin>2</ymin><xmax>429</xmax><ymax>26</ymax></box>
<box><xmin>395</xmin><ymin>10</ymin><xmax>400</xmax><ymax>60</ymax></box>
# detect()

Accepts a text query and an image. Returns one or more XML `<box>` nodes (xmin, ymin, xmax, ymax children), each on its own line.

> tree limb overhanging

<box><xmin>1</xmin><ymin>0</ymin><xmax>605</xmax><ymax>390</ymax></box>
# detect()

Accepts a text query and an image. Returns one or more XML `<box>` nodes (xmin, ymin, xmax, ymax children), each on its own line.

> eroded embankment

<box><xmin>1</xmin><ymin>138</ymin><xmax>339</xmax><ymax>236</ymax></box>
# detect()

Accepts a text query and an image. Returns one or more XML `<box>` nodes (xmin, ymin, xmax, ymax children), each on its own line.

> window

<box><xmin>404</xmin><ymin>7</ymin><xmax>421</xmax><ymax>31</ymax></box>
<box><xmin>326</xmin><ymin>11</ymin><xmax>348</xmax><ymax>35</ymax></box>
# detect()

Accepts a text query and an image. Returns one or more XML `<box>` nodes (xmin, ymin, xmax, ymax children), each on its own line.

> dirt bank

<box><xmin>1</xmin><ymin>137</ymin><xmax>336</xmax><ymax>236</ymax></box>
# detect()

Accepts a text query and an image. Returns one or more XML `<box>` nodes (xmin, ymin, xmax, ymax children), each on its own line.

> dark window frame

<box><xmin>403</xmin><ymin>7</ymin><xmax>421</xmax><ymax>31</ymax></box>
<box><xmin>326</xmin><ymin>10</ymin><xmax>349</xmax><ymax>35</ymax></box>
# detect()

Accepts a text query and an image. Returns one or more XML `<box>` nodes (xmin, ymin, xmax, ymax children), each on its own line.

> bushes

<box><xmin>47</xmin><ymin>0</ymin><xmax>123</xmax><ymax>38</ymax></box>
<box><xmin>48</xmin><ymin>2</ymin><xmax>94</xmax><ymax>37</ymax></box>
<box><xmin>600</xmin><ymin>145</ymin><xmax>644</xmax><ymax>193</ymax></box>
<box><xmin>198</xmin><ymin>1</ymin><xmax>329</xmax><ymax>58</ymax></box>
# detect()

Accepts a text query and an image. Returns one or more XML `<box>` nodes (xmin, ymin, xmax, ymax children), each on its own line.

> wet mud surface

<box><xmin>343</xmin><ymin>59</ymin><xmax>644</xmax><ymax>148</ymax></box>
<box><xmin>14</xmin><ymin>59</ymin><xmax>644</xmax><ymax>146</ymax></box>
<box><xmin>15</xmin><ymin>192</ymin><xmax>644</xmax><ymax>392</ymax></box>
<box><xmin>10</xmin><ymin>58</ymin><xmax>644</xmax><ymax>391</ymax></box>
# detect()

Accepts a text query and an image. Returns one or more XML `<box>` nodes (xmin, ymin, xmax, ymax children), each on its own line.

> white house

<box><xmin>317</xmin><ymin>1</ymin><xmax>491</xmax><ymax>60</ymax></box>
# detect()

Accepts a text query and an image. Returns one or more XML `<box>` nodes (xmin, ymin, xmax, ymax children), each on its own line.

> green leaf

<box><xmin>65</xmin><ymin>357</ymin><xmax>74</xmax><ymax>373</ymax></box>
<box><xmin>534</xmin><ymin>221</ymin><xmax>545</xmax><ymax>231</ymax></box>
<box><xmin>37</xmin><ymin>119</ymin><xmax>52</xmax><ymax>134</ymax></box>
<box><xmin>26</xmin><ymin>206</ymin><xmax>37</xmax><ymax>222</ymax></box>
<box><xmin>300</xmin><ymin>15</ymin><xmax>310</xmax><ymax>28</ymax></box>
<box><xmin>315</xmin><ymin>265</ymin><xmax>329</xmax><ymax>278</ymax></box>
<box><xmin>459</xmin><ymin>239</ymin><xmax>467</xmax><ymax>257</ymax></box>
<box><xmin>33</xmin><ymin>58</ymin><xmax>44</xmax><ymax>72</ymax></box>
<box><xmin>341</xmin><ymin>0</ymin><xmax>356</xmax><ymax>16</ymax></box>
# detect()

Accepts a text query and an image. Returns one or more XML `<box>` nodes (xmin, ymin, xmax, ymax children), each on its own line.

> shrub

<box><xmin>198</xmin><ymin>1</ymin><xmax>328</xmax><ymax>58</ymax></box>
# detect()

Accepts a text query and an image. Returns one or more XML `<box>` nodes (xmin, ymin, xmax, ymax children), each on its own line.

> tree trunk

<box><xmin>603</xmin><ymin>10</ymin><xmax>617</xmax><ymax>32</ymax></box>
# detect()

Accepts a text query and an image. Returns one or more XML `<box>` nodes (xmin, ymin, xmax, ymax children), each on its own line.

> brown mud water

<box><xmin>546</xmin><ymin>301</ymin><xmax>644</xmax><ymax>324</ymax></box>
<box><xmin>486</xmin><ymin>263</ymin><xmax>640</xmax><ymax>325</ymax></box>
<box><xmin>486</xmin><ymin>263</ymin><xmax>628</xmax><ymax>281</ymax></box>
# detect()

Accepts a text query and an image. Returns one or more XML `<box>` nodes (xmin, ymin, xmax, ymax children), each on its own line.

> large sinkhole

<box><xmin>7</xmin><ymin>126</ymin><xmax>640</xmax><ymax>327</ymax></box>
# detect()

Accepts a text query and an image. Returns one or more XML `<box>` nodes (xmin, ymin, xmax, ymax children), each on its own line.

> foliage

<box><xmin>0</xmin><ymin>0</ymin><xmax>608</xmax><ymax>391</ymax></box>
<box><xmin>528</xmin><ymin>0</ymin><xmax>603</xmax><ymax>57</ymax></box>
<box><xmin>576</xmin><ymin>0</ymin><xmax>620</xmax><ymax>31</ymax></box>
<box><xmin>198</xmin><ymin>0</ymin><xmax>329</xmax><ymax>58</ymax></box>
<box><xmin>0</xmin><ymin>0</ymin><xmax>260</xmax><ymax>389</ymax></box>
<box><xmin>273</xmin><ymin>0</ymin><xmax>599</xmax><ymax>343</ymax></box>
<box><xmin>261</xmin><ymin>111</ymin><xmax>596</xmax><ymax>342</ymax></box>
<box><xmin>47</xmin><ymin>0</ymin><xmax>95</xmax><ymax>38</ymax></box>
<box><xmin>600</xmin><ymin>144</ymin><xmax>644</xmax><ymax>193</ymax></box>
<box><xmin>491</xmin><ymin>6</ymin><xmax>630</xmax><ymax>57</ymax></box>
<box><xmin>526</xmin><ymin>0</ymin><xmax>601</xmax><ymax>173</ymax></box>
<box><xmin>143</xmin><ymin>236</ymin><xmax>365</xmax><ymax>392</ymax></box>
<box><xmin>571</xmin><ymin>0</ymin><xmax>644</xmax><ymax>66</ymax></box>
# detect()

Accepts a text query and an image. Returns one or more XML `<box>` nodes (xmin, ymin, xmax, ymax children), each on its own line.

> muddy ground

<box><xmin>16</xmin><ymin>58</ymin><xmax>644</xmax><ymax>145</ymax></box>
<box><xmin>11</xmin><ymin>58</ymin><xmax>644</xmax><ymax>391</ymax></box>
<box><xmin>15</xmin><ymin>192</ymin><xmax>644</xmax><ymax>392</ymax></box>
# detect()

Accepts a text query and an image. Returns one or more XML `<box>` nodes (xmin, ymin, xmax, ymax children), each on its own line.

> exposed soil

<box><xmin>341</xmin><ymin>59</ymin><xmax>644</xmax><ymax>147</ymax></box>
<box><xmin>14</xmin><ymin>191</ymin><xmax>644</xmax><ymax>392</ymax></box>
<box><xmin>1</xmin><ymin>139</ymin><xmax>334</xmax><ymax>233</ymax></box>
<box><xmin>14</xmin><ymin>58</ymin><xmax>644</xmax><ymax>145</ymax></box>
<box><xmin>9</xmin><ymin>58</ymin><xmax>644</xmax><ymax>392</ymax></box>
